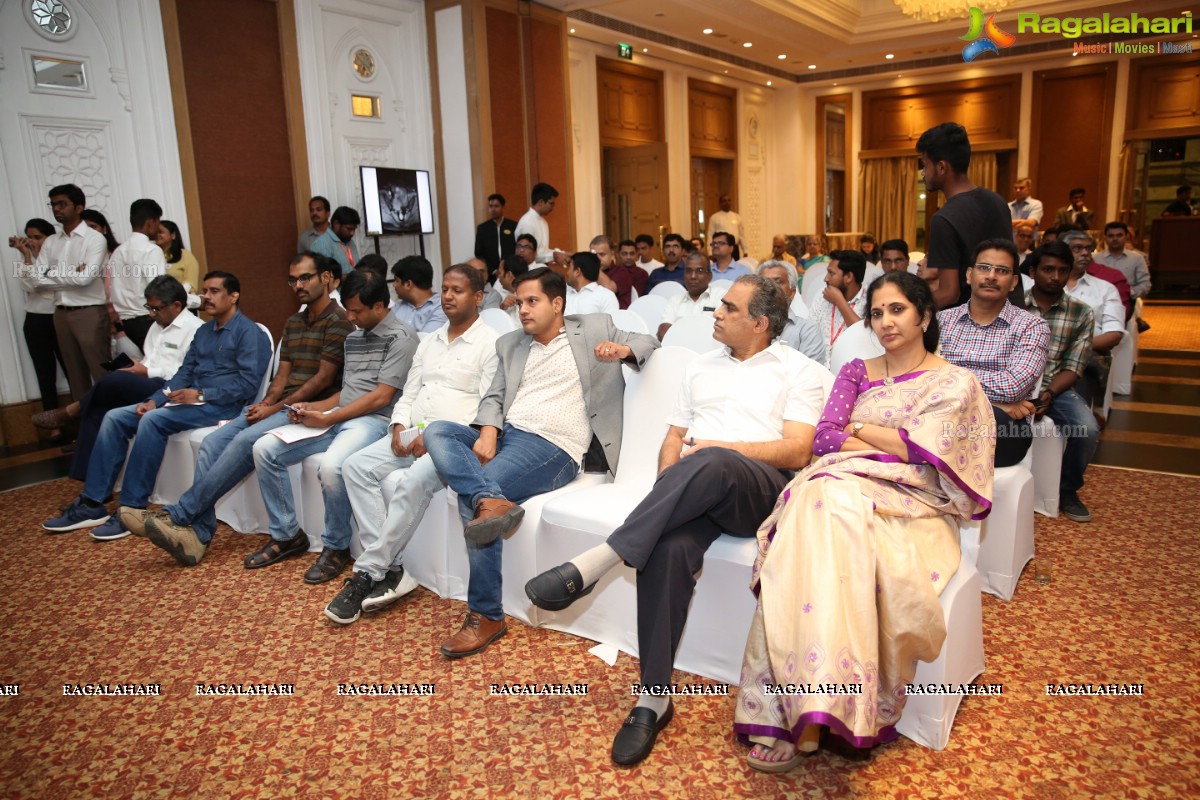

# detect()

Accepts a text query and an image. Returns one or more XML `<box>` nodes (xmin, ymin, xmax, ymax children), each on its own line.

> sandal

<box><xmin>304</xmin><ymin>547</ymin><xmax>352</xmax><ymax>584</ymax></box>
<box><xmin>243</xmin><ymin>530</ymin><xmax>309</xmax><ymax>569</ymax></box>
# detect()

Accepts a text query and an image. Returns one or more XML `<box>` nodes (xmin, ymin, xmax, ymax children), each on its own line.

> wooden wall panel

<box><xmin>529</xmin><ymin>15</ymin><xmax>572</xmax><ymax>250</ymax></box>
<box><xmin>1030</xmin><ymin>64</ymin><xmax>1116</xmax><ymax>228</ymax></box>
<box><xmin>1127</xmin><ymin>54</ymin><xmax>1200</xmax><ymax>139</ymax></box>
<box><xmin>597</xmin><ymin>59</ymin><xmax>663</xmax><ymax>148</ymax></box>
<box><xmin>484</xmin><ymin>5</ymin><xmax>527</xmax><ymax>216</ymax></box>
<box><xmin>862</xmin><ymin>76</ymin><xmax>1020</xmax><ymax>156</ymax></box>
<box><xmin>176</xmin><ymin>0</ymin><xmax>297</xmax><ymax>336</ymax></box>
<box><xmin>688</xmin><ymin>81</ymin><xmax>736</xmax><ymax>158</ymax></box>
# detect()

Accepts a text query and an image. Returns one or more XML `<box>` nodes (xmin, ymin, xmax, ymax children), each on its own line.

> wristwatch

<box><xmin>851</xmin><ymin>422</ymin><xmax>865</xmax><ymax>436</ymax></box>
<box><xmin>197</xmin><ymin>390</ymin><xmax>205</xmax><ymax>403</ymax></box>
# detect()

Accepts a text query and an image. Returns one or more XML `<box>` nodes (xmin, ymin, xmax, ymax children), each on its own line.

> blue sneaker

<box><xmin>42</xmin><ymin>498</ymin><xmax>110</xmax><ymax>533</ymax></box>
<box><xmin>90</xmin><ymin>516</ymin><xmax>130</xmax><ymax>541</ymax></box>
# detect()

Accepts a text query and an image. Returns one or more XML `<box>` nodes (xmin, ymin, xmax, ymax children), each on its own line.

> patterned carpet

<box><xmin>1139</xmin><ymin>303</ymin><xmax>1200</xmax><ymax>352</ymax></box>
<box><xmin>1</xmin><ymin>468</ymin><xmax>1198</xmax><ymax>799</ymax></box>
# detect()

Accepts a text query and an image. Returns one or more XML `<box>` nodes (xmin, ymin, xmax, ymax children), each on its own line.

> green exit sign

<box><xmin>617</xmin><ymin>43</ymin><xmax>633</xmax><ymax>59</ymax></box>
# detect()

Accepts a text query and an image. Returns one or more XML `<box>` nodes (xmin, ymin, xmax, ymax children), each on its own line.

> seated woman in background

<box><xmin>733</xmin><ymin>270</ymin><xmax>993</xmax><ymax>773</ymax></box>
<box><xmin>800</xmin><ymin>234</ymin><xmax>829</xmax><ymax>272</ymax></box>
<box><xmin>158</xmin><ymin>220</ymin><xmax>200</xmax><ymax>293</ymax></box>
<box><xmin>859</xmin><ymin>233</ymin><xmax>879</xmax><ymax>264</ymax></box>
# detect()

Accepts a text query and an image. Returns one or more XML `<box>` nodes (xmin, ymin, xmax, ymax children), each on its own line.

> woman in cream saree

<box><xmin>734</xmin><ymin>271</ymin><xmax>994</xmax><ymax>771</ymax></box>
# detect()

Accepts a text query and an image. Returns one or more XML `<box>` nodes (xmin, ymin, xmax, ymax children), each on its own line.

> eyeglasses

<box><xmin>1068</xmin><ymin>244</ymin><xmax>1092</xmax><ymax>252</ymax></box>
<box><xmin>286</xmin><ymin>273</ymin><xmax>318</xmax><ymax>286</ymax></box>
<box><xmin>972</xmin><ymin>263</ymin><xmax>1014</xmax><ymax>276</ymax></box>
<box><xmin>47</xmin><ymin>200</ymin><xmax>72</xmax><ymax>209</ymax></box>
<box><xmin>683</xmin><ymin>268</ymin><xmax>710</xmax><ymax>276</ymax></box>
<box><xmin>143</xmin><ymin>303</ymin><xmax>168</xmax><ymax>313</ymax></box>
<box><xmin>515</xmin><ymin>243</ymin><xmax>535</xmax><ymax>251</ymax></box>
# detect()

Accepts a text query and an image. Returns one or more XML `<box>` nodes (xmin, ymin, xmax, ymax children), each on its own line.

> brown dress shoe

<box><xmin>439</xmin><ymin>611</ymin><xmax>507</xmax><ymax>658</ymax></box>
<box><xmin>32</xmin><ymin>407</ymin><xmax>72</xmax><ymax>430</ymax></box>
<box><xmin>463</xmin><ymin>498</ymin><xmax>525</xmax><ymax>545</ymax></box>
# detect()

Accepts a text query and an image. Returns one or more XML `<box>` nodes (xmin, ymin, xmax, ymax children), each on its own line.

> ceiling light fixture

<box><xmin>703</xmin><ymin>28</ymin><xmax>713</xmax><ymax>34</ymax></box>
<box><xmin>893</xmin><ymin>0</ymin><xmax>1009</xmax><ymax>23</ymax></box>
<box><xmin>778</xmin><ymin>54</ymin><xmax>787</xmax><ymax>60</ymax></box>
<box><xmin>743</xmin><ymin>42</ymin><xmax>752</xmax><ymax>48</ymax></box>
<box><xmin>766</xmin><ymin>80</ymin><xmax>772</xmax><ymax>86</ymax></box>
<box><xmin>808</xmin><ymin>64</ymin><xmax>816</xmax><ymax>69</ymax></box>
<box><xmin>569</xmin><ymin>28</ymin><xmax>575</xmax><ymax>33</ymax></box>
<box><xmin>642</xmin><ymin>48</ymin><xmax>648</xmax><ymax>53</ymax></box>
<box><xmin>885</xmin><ymin>53</ymin><xmax>895</xmax><ymax>60</ymax></box>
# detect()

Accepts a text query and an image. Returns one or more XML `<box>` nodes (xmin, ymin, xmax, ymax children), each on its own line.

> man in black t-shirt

<box><xmin>917</xmin><ymin>122</ymin><xmax>1013</xmax><ymax>309</ymax></box>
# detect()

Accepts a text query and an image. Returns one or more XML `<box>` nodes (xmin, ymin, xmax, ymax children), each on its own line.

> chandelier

<box><xmin>893</xmin><ymin>1</ymin><xmax>1011</xmax><ymax>24</ymax></box>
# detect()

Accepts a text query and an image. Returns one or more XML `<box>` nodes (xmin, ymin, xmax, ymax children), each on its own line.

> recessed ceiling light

<box><xmin>766</xmin><ymin>80</ymin><xmax>772</xmax><ymax>86</ymax></box>
<box><xmin>885</xmin><ymin>53</ymin><xmax>895</xmax><ymax>60</ymax></box>
<box><xmin>723</xmin><ymin>70</ymin><xmax>729</xmax><ymax>74</ymax></box>
<box><xmin>808</xmin><ymin>64</ymin><xmax>816</xmax><ymax>69</ymax></box>
<box><xmin>569</xmin><ymin>28</ymin><xmax>575</xmax><ymax>33</ymax></box>
<box><xmin>743</xmin><ymin>42</ymin><xmax>753</xmax><ymax>48</ymax></box>
<box><xmin>703</xmin><ymin>28</ymin><xmax>713</xmax><ymax>34</ymax></box>
<box><xmin>778</xmin><ymin>54</ymin><xmax>787</xmax><ymax>60</ymax></box>
<box><xmin>642</xmin><ymin>48</ymin><xmax>648</xmax><ymax>53</ymax></box>
<box><xmin>832</xmin><ymin>83</ymin><xmax>838</xmax><ymax>86</ymax></box>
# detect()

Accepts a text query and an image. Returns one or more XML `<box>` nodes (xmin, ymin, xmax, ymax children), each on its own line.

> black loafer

<box><xmin>612</xmin><ymin>700</ymin><xmax>673</xmax><ymax>766</ymax></box>
<box><xmin>525</xmin><ymin>563</ymin><xmax>595</xmax><ymax>611</ymax></box>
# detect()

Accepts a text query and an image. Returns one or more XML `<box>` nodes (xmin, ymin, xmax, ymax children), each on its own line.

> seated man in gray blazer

<box><xmin>423</xmin><ymin>262</ymin><xmax>660</xmax><ymax>659</ymax></box>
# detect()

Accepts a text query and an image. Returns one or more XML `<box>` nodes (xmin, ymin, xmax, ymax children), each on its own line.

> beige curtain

<box><xmin>1116</xmin><ymin>141</ymin><xmax>1140</xmax><ymax>234</ymax></box>
<box><xmin>859</xmin><ymin>157</ymin><xmax>918</xmax><ymax>245</ymax></box>
<box><xmin>967</xmin><ymin>151</ymin><xmax>997</xmax><ymax>193</ymax></box>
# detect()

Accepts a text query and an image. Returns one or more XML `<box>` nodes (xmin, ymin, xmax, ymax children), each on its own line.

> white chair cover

<box><xmin>648</xmin><ymin>281</ymin><xmax>686</xmax><ymax>299</ymax></box>
<box><xmin>661</xmin><ymin>314</ymin><xmax>719</xmax><ymax>353</ymax></box>
<box><xmin>800</xmin><ymin>261</ymin><xmax>829</xmax><ymax>308</ymax></box>
<box><xmin>628</xmin><ymin>295</ymin><xmax>669</xmax><ymax>332</ymax></box>
<box><xmin>1029</xmin><ymin>417</ymin><xmax>1065</xmax><ymax>517</ymax></box>
<box><xmin>609</xmin><ymin>309</ymin><xmax>649</xmax><ymax>334</ymax></box>
<box><xmin>709</xmin><ymin>279</ymin><xmax>733</xmax><ymax>293</ymax></box>
<box><xmin>1110</xmin><ymin>316</ymin><xmax>1136</xmax><ymax>395</ymax></box>
<box><xmin>863</xmin><ymin>263</ymin><xmax>885</xmax><ymax>291</ymax></box>
<box><xmin>828</xmin><ymin>320</ymin><xmax>884</xmax><ymax>375</ymax></box>
<box><xmin>479</xmin><ymin>307</ymin><xmax>516</xmax><ymax>335</ymax></box>
<box><xmin>976</xmin><ymin>457</ymin><xmax>1036</xmax><ymax>601</ymax></box>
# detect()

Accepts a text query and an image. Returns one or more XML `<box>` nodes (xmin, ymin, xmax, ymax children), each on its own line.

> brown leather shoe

<box><xmin>463</xmin><ymin>498</ymin><xmax>524</xmax><ymax>545</ymax></box>
<box><xmin>304</xmin><ymin>546</ymin><xmax>351</xmax><ymax>584</ymax></box>
<box><xmin>439</xmin><ymin>611</ymin><xmax>507</xmax><ymax>658</ymax></box>
<box><xmin>32</xmin><ymin>407</ymin><xmax>73</xmax><ymax>430</ymax></box>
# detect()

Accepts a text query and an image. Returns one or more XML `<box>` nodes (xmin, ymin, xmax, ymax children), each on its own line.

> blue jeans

<box><xmin>82</xmin><ymin>402</ymin><xmax>228</xmax><ymax>507</ymax></box>
<box><xmin>423</xmin><ymin>421</ymin><xmax>579</xmax><ymax>620</ymax></box>
<box><xmin>163</xmin><ymin>409</ymin><xmax>290</xmax><ymax>544</ymax></box>
<box><xmin>252</xmin><ymin>415</ymin><xmax>389</xmax><ymax>548</ymax></box>
<box><xmin>1044</xmin><ymin>389</ymin><xmax>1100</xmax><ymax>494</ymax></box>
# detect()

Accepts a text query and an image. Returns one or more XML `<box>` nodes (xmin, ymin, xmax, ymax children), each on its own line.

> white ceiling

<box><xmin>545</xmin><ymin>0</ymin><xmax>1196</xmax><ymax>81</ymax></box>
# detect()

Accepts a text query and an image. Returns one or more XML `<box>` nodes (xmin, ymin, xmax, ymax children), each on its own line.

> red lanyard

<box><xmin>830</xmin><ymin>309</ymin><xmax>847</xmax><ymax>344</ymax></box>
<box><xmin>338</xmin><ymin>241</ymin><xmax>355</xmax><ymax>266</ymax></box>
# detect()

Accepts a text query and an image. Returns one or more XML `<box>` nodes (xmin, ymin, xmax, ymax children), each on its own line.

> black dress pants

<box><xmin>69</xmin><ymin>371</ymin><xmax>164</xmax><ymax>481</ymax></box>
<box><xmin>607</xmin><ymin>447</ymin><xmax>788</xmax><ymax>689</ymax></box>
<box><xmin>992</xmin><ymin>405</ymin><xmax>1033</xmax><ymax>468</ymax></box>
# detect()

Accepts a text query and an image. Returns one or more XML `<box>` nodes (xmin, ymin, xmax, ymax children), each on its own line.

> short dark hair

<box><xmin>1178</xmin><ymin>185</ymin><xmax>1192</xmax><ymax>195</ymax></box>
<box><xmin>866</xmin><ymin>271</ymin><xmax>940</xmax><ymax>353</ymax></box>
<box><xmin>203</xmin><ymin>270</ymin><xmax>240</xmax><ymax>297</ymax></box>
<box><xmin>1103</xmin><ymin>221</ymin><xmax>1129</xmax><ymax>234</ymax></box>
<box><xmin>292</xmin><ymin>251</ymin><xmax>340</xmax><ymax>279</ymax></box>
<box><xmin>340</xmin><ymin>268</ymin><xmax>389</xmax><ymax>308</ymax></box>
<box><xmin>513</xmin><ymin>266</ymin><xmax>566</xmax><ymax>305</ymax></box>
<box><xmin>736</xmin><ymin>274</ymin><xmax>788</xmax><ymax>338</ymax></box>
<box><xmin>1026</xmin><ymin>240</ymin><xmax>1073</xmax><ymax>273</ymax></box>
<box><xmin>391</xmin><ymin>255</ymin><xmax>434</xmax><ymax>290</ymax></box>
<box><xmin>500</xmin><ymin>253</ymin><xmax>529</xmax><ymax>280</ymax></box>
<box><xmin>860</xmin><ymin>233</ymin><xmax>876</xmax><ymax>245</ymax></box>
<box><xmin>517</xmin><ymin>233</ymin><xmax>538</xmax><ymax>250</ymax></box>
<box><xmin>663</xmin><ymin>233</ymin><xmax>686</xmax><ymax>249</ymax></box>
<box><xmin>571</xmin><ymin>251</ymin><xmax>602</xmax><ymax>282</ymax></box>
<box><xmin>712</xmin><ymin>231</ymin><xmax>735</xmax><ymax>248</ymax></box>
<box><xmin>618</xmin><ymin>239</ymin><xmax>636</xmax><ymax>251</ymax></box>
<box><xmin>48</xmin><ymin>183</ymin><xmax>85</xmax><ymax>207</ymax></box>
<box><xmin>531</xmin><ymin>183</ymin><xmax>559</xmax><ymax>205</ymax></box>
<box><xmin>144</xmin><ymin>274</ymin><xmax>187</xmax><ymax>308</ymax></box>
<box><xmin>916</xmin><ymin>122</ymin><xmax>971</xmax><ymax>174</ymax></box>
<box><xmin>310</xmin><ymin>196</ymin><xmax>330</xmax><ymax>212</ymax></box>
<box><xmin>160</xmin><ymin>220</ymin><xmax>184</xmax><ymax>263</ymax></box>
<box><xmin>1069</xmin><ymin>187</ymin><xmax>1086</xmax><ymax>197</ymax></box>
<box><xmin>331</xmin><ymin>206</ymin><xmax>361</xmax><ymax>226</ymax></box>
<box><xmin>446</xmin><ymin>263</ymin><xmax>484</xmax><ymax>293</ymax></box>
<box><xmin>971</xmin><ymin>238</ymin><xmax>1019</xmax><ymax>269</ymax></box>
<box><xmin>80</xmin><ymin>209</ymin><xmax>119</xmax><ymax>253</ymax></box>
<box><xmin>635</xmin><ymin>234</ymin><xmax>655</xmax><ymax>247</ymax></box>
<box><xmin>356</xmin><ymin>253</ymin><xmax>388</xmax><ymax>279</ymax></box>
<box><xmin>24</xmin><ymin>218</ymin><xmax>55</xmax><ymax>237</ymax></box>
<box><xmin>487</xmin><ymin>193</ymin><xmax>506</xmax><ymax>206</ymax></box>
<box><xmin>831</xmin><ymin>250</ymin><xmax>867</xmax><ymax>284</ymax></box>
<box><xmin>129</xmin><ymin>198</ymin><xmax>163</xmax><ymax>230</ymax></box>
<box><xmin>880</xmin><ymin>239</ymin><xmax>909</xmax><ymax>257</ymax></box>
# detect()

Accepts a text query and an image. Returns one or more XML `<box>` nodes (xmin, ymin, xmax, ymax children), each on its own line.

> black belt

<box><xmin>55</xmin><ymin>304</ymin><xmax>106</xmax><ymax>310</ymax></box>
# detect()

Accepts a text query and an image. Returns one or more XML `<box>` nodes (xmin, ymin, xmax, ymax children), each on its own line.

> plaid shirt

<box><xmin>1023</xmin><ymin>290</ymin><xmax>1094</xmax><ymax>392</ymax></box>
<box><xmin>938</xmin><ymin>301</ymin><xmax>1049</xmax><ymax>404</ymax></box>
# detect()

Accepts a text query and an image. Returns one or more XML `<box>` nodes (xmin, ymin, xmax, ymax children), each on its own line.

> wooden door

<box><xmin>604</xmin><ymin>142</ymin><xmax>670</xmax><ymax>243</ymax></box>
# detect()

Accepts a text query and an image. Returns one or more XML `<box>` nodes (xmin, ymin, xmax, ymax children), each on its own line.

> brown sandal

<box><xmin>304</xmin><ymin>547</ymin><xmax>352</xmax><ymax>584</ymax></box>
<box><xmin>243</xmin><ymin>530</ymin><xmax>309</xmax><ymax>569</ymax></box>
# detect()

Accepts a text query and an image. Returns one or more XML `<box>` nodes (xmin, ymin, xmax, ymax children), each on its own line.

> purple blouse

<box><xmin>812</xmin><ymin>358</ymin><xmax>931</xmax><ymax>458</ymax></box>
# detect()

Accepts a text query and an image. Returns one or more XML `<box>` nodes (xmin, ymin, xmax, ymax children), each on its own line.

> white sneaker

<box><xmin>361</xmin><ymin>568</ymin><xmax>419</xmax><ymax>613</ymax></box>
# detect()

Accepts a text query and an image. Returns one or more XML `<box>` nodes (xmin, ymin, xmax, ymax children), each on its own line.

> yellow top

<box><xmin>166</xmin><ymin>248</ymin><xmax>201</xmax><ymax>292</ymax></box>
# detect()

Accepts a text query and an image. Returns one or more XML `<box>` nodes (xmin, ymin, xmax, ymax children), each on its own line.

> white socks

<box><xmin>571</xmin><ymin>543</ymin><xmax>622</xmax><ymax>587</ymax></box>
<box><xmin>635</xmin><ymin>693</ymin><xmax>670</xmax><ymax>716</ymax></box>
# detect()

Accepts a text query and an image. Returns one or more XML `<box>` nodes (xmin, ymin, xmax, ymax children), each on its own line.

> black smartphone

<box><xmin>101</xmin><ymin>353</ymin><xmax>135</xmax><ymax>371</ymax></box>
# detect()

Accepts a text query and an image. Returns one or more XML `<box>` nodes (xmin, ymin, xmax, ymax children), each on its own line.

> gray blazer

<box><xmin>474</xmin><ymin>313</ymin><xmax>659</xmax><ymax>476</ymax></box>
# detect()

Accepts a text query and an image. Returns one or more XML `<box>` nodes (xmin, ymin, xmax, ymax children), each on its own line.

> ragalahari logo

<box><xmin>961</xmin><ymin>7</ymin><xmax>1016</xmax><ymax>61</ymax></box>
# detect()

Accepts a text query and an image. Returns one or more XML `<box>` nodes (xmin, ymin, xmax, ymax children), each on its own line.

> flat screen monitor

<box><xmin>360</xmin><ymin>166</ymin><xmax>434</xmax><ymax>236</ymax></box>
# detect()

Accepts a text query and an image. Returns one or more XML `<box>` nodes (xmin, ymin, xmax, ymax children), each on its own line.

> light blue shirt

<box><xmin>391</xmin><ymin>293</ymin><xmax>448</xmax><ymax>333</ymax></box>
<box><xmin>311</xmin><ymin>229</ymin><xmax>359</xmax><ymax>275</ymax></box>
<box><xmin>709</xmin><ymin>260</ymin><xmax>752</xmax><ymax>281</ymax></box>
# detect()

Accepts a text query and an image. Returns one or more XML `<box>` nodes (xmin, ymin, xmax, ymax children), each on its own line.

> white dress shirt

<box><xmin>391</xmin><ymin>316</ymin><xmax>500</xmax><ymax>430</ymax></box>
<box><xmin>506</xmin><ymin>330</ymin><xmax>592</xmax><ymax>463</ymax></box>
<box><xmin>636</xmin><ymin>258</ymin><xmax>662</xmax><ymax>275</ymax></box>
<box><xmin>564</xmin><ymin>282</ymin><xmax>618</xmax><ymax>316</ymax></box>
<box><xmin>515</xmin><ymin>207</ymin><xmax>552</xmax><ymax>264</ymax></box>
<box><xmin>107</xmin><ymin>232</ymin><xmax>168</xmax><ymax>319</ymax></box>
<box><xmin>1065</xmin><ymin>273</ymin><xmax>1124</xmax><ymax>337</ymax></box>
<box><xmin>660</xmin><ymin>285</ymin><xmax>727</xmax><ymax>327</ymax></box>
<box><xmin>669</xmin><ymin>343</ymin><xmax>833</xmax><ymax>442</ymax></box>
<box><xmin>142</xmin><ymin>310</ymin><xmax>204</xmax><ymax>380</ymax></box>
<box><xmin>706</xmin><ymin>210</ymin><xmax>746</xmax><ymax>251</ymax></box>
<box><xmin>33</xmin><ymin>223</ymin><xmax>108</xmax><ymax>306</ymax></box>
<box><xmin>18</xmin><ymin>266</ymin><xmax>57</xmax><ymax>314</ymax></box>
<box><xmin>809</xmin><ymin>287</ymin><xmax>868</xmax><ymax>367</ymax></box>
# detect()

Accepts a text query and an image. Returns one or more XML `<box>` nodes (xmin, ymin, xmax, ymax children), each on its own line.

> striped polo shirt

<box><xmin>279</xmin><ymin>300</ymin><xmax>355</xmax><ymax>401</ymax></box>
